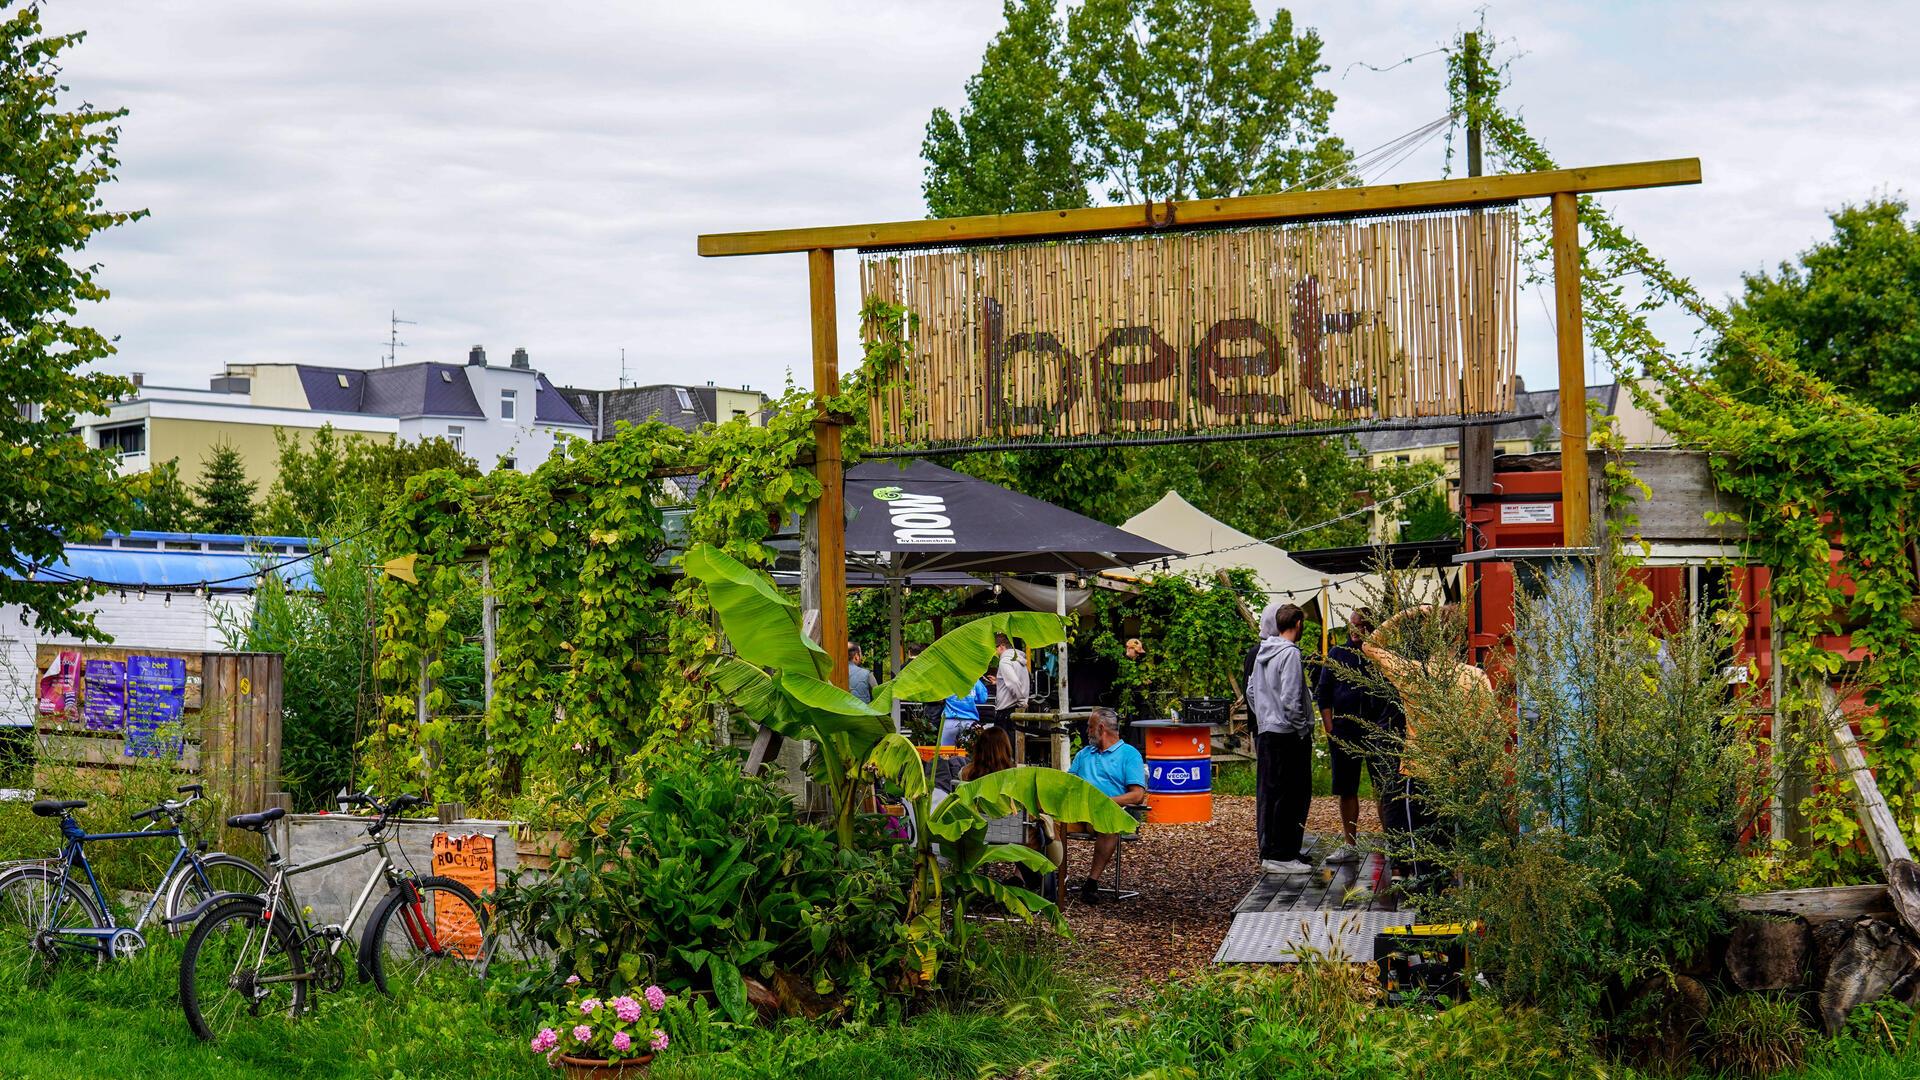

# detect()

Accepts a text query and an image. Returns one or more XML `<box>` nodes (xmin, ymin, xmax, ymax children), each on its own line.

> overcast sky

<box><xmin>52</xmin><ymin>1</ymin><xmax>1920</xmax><ymax>399</ymax></box>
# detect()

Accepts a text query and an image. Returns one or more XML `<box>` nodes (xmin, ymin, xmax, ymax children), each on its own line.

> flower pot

<box><xmin>555</xmin><ymin>1053</ymin><xmax>653</xmax><ymax>1078</ymax></box>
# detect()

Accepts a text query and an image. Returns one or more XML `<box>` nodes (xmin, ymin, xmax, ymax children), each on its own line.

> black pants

<box><xmin>1257</xmin><ymin>728</ymin><xmax>1312</xmax><ymax>862</ymax></box>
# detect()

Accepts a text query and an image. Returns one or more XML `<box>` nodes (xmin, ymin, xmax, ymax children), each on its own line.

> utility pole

<box><xmin>1457</xmin><ymin>30</ymin><xmax>1497</xmax><ymax>499</ymax></box>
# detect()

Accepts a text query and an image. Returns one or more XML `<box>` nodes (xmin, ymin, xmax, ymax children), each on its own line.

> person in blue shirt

<box><xmin>1065</xmin><ymin>707</ymin><xmax>1148</xmax><ymax>904</ymax></box>
<box><xmin>940</xmin><ymin>677</ymin><xmax>991</xmax><ymax>747</ymax></box>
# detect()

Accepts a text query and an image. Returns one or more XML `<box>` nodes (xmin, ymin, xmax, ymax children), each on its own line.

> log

<box><xmin>1820</xmin><ymin>918</ymin><xmax>1920</xmax><ymax>1034</ymax></box>
<box><xmin>1821</xmin><ymin>684</ymin><xmax>1920</xmax><ymax>933</ymax></box>
<box><xmin>1727</xmin><ymin>917</ymin><xmax>1811</xmax><ymax>991</ymax></box>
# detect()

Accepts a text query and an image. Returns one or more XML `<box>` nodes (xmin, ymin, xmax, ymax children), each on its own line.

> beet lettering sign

<box><xmin>861</xmin><ymin>210</ymin><xmax>1519</xmax><ymax>449</ymax></box>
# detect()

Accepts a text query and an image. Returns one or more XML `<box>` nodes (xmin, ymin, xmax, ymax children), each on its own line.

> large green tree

<box><xmin>125</xmin><ymin>459</ymin><xmax>195</xmax><ymax>532</ymax></box>
<box><xmin>1715</xmin><ymin>198</ymin><xmax>1920</xmax><ymax>414</ymax></box>
<box><xmin>923</xmin><ymin>0</ymin><xmax>1348</xmax><ymax>212</ymax></box>
<box><xmin>0</xmin><ymin>7</ymin><xmax>145</xmax><ymax>637</ymax></box>
<box><xmin>191</xmin><ymin>443</ymin><xmax>257</xmax><ymax>534</ymax></box>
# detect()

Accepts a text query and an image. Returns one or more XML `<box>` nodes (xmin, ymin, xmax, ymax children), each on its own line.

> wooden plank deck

<box><xmin>1232</xmin><ymin>835</ymin><xmax>1400</xmax><ymax>915</ymax></box>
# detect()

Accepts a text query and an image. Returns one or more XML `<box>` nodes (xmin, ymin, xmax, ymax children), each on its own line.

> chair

<box><xmin>1064</xmin><ymin>803</ymin><xmax>1149</xmax><ymax>901</ymax></box>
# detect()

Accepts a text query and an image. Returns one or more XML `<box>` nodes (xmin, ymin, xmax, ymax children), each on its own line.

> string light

<box><xmin>163</xmin><ymin>592</ymin><xmax>171</xmax><ymax>606</ymax></box>
<box><xmin>118</xmin><ymin>589</ymin><xmax>127</xmax><ymax>605</ymax></box>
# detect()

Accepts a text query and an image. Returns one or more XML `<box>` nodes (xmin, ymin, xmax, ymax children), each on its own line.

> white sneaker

<box><xmin>1261</xmin><ymin>859</ymin><xmax>1312</xmax><ymax>875</ymax></box>
<box><xmin>1325</xmin><ymin>844</ymin><xmax>1361</xmax><ymax>865</ymax></box>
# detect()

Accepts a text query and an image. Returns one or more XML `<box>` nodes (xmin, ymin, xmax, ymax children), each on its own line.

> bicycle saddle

<box><xmin>30</xmin><ymin>799</ymin><xmax>86</xmax><ymax>817</ymax></box>
<box><xmin>226</xmin><ymin>807</ymin><xmax>287</xmax><ymax>831</ymax></box>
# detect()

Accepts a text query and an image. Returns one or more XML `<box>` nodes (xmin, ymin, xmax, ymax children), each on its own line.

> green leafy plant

<box><xmin>1703</xmin><ymin>992</ymin><xmax>1810</xmax><ymax>1078</ymax></box>
<box><xmin>1082</xmin><ymin>569</ymin><xmax>1260</xmax><ymax>712</ymax></box>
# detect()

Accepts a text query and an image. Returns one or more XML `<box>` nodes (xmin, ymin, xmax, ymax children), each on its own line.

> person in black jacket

<box><xmin>1315</xmin><ymin>609</ymin><xmax>1400</xmax><ymax>865</ymax></box>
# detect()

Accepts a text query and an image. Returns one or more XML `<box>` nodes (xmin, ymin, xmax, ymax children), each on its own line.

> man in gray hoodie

<box><xmin>1250</xmin><ymin>602</ymin><xmax>1315</xmax><ymax>875</ymax></box>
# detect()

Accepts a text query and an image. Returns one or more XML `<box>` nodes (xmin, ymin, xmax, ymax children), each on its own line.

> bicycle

<box><xmin>0</xmin><ymin>784</ymin><xmax>269</xmax><ymax>981</ymax></box>
<box><xmin>176</xmin><ymin>788</ymin><xmax>489</xmax><ymax>1042</ymax></box>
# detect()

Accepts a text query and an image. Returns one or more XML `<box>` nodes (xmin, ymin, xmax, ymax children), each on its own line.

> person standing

<box><xmin>847</xmin><ymin>642</ymin><xmax>876</xmax><ymax>704</ymax></box>
<box><xmin>990</xmin><ymin>634</ymin><xmax>1030</xmax><ymax>724</ymax></box>
<box><xmin>940</xmin><ymin>676</ymin><xmax>991</xmax><ymax>748</ymax></box>
<box><xmin>1250</xmin><ymin>602</ymin><xmax>1315</xmax><ymax>876</ymax></box>
<box><xmin>1315</xmin><ymin>610</ymin><xmax>1391</xmax><ymax>865</ymax></box>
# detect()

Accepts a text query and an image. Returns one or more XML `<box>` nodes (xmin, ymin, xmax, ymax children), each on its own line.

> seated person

<box><xmin>940</xmin><ymin>675</ymin><xmax>992</xmax><ymax>748</ymax></box>
<box><xmin>960</xmin><ymin>725</ymin><xmax>1062</xmax><ymax>900</ymax></box>
<box><xmin>1064</xmin><ymin>707</ymin><xmax>1148</xmax><ymax>904</ymax></box>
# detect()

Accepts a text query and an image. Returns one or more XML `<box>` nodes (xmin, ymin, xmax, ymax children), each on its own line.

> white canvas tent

<box><xmin>1119</xmin><ymin>491</ymin><xmax>1372</xmax><ymax>625</ymax></box>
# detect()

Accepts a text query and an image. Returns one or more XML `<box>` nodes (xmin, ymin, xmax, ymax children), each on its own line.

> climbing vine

<box><xmin>1082</xmin><ymin>569</ymin><xmax>1262</xmax><ymax>715</ymax></box>
<box><xmin>1450</xmin><ymin>34</ymin><xmax>1920</xmax><ymax>870</ymax></box>
<box><xmin>369</xmin><ymin>387</ymin><xmax>823</xmax><ymax>811</ymax></box>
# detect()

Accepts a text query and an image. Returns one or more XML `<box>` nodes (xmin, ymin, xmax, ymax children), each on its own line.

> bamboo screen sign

<box><xmin>860</xmin><ymin>209</ymin><xmax>1519</xmax><ymax>449</ymax></box>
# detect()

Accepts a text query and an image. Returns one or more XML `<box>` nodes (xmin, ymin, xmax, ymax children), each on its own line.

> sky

<box><xmin>49</xmin><ymin>1</ymin><xmax>1920</xmax><ymax>399</ymax></box>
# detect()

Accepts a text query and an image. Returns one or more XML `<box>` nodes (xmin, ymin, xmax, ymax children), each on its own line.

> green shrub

<box><xmin>1704</xmin><ymin>993</ymin><xmax>1810</xmax><ymax>1078</ymax></box>
<box><xmin>493</xmin><ymin>749</ymin><xmax>914</xmax><ymax>1025</ymax></box>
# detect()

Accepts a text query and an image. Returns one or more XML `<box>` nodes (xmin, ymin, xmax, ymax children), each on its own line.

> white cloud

<box><xmin>46</xmin><ymin>0</ymin><xmax>1920</xmax><ymax>401</ymax></box>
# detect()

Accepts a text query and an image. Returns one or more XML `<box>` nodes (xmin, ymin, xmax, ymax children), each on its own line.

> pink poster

<box><xmin>36</xmin><ymin>650</ymin><xmax>81</xmax><ymax>722</ymax></box>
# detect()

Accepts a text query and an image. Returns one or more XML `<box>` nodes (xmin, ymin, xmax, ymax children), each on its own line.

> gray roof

<box><xmin>1350</xmin><ymin>383</ymin><xmax>1620</xmax><ymax>455</ymax></box>
<box><xmin>559</xmin><ymin>385</ymin><xmax>713</xmax><ymax>439</ymax></box>
<box><xmin>296</xmin><ymin>362</ymin><xmax>483</xmax><ymax>419</ymax></box>
<box><xmin>534</xmin><ymin>374</ymin><xmax>590</xmax><ymax>427</ymax></box>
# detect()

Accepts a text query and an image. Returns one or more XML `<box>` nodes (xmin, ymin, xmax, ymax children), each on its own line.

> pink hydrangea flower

<box><xmin>644</xmin><ymin>985</ymin><xmax>666</xmax><ymax>1012</ymax></box>
<box><xmin>565</xmin><ymin>974</ymin><xmax>580</xmax><ymax>986</ymax></box>
<box><xmin>578</xmin><ymin>997</ymin><xmax>601</xmax><ymax>1015</ymax></box>
<box><xmin>611</xmin><ymin>1031</ymin><xmax>632</xmax><ymax>1053</ymax></box>
<box><xmin>530</xmin><ymin>1028</ymin><xmax>558</xmax><ymax>1053</ymax></box>
<box><xmin>611</xmin><ymin>996</ymin><xmax>642</xmax><ymax>1023</ymax></box>
<box><xmin>650</xmin><ymin>1029</ymin><xmax>669</xmax><ymax>1052</ymax></box>
<box><xmin>572</xmin><ymin>1024</ymin><xmax>592</xmax><ymax>1043</ymax></box>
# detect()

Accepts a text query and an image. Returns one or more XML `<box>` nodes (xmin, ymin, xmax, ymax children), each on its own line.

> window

<box><xmin>98</xmin><ymin>422</ymin><xmax>145</xmax><ymax>455</ymax></box>
<box><xmin>673</xmin><ymin>388</ymin><xmax>694</xmax><ymax>411</ymax></box>
<box><xmin>731</xmin><ymin>409</ymin><xmax>747</xmax><ymax>420</ymax></box>
<box><xmin>500</xmin><ymin>389</ymin><xmax>517</xmax><ymax>420</ymax></box>
<box><xmin>446</xmin><ymin>425</ymin><xmax>464</xmax><ymax>452</ymax></box>
<box><xmin>336</xmin><ymin>373</ymin><xmax>350</xmax><ymax>389</ymax></box>
<box><xmin>500</xmin><ymin>457</ymin><xmax>516</xmax><ymax>471</ymax></box>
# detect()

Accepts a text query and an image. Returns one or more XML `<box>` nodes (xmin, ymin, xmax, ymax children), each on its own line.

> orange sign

<box><xmin>430</xmin><ymin>833</ymin><xmax>495</xmax><ymax>956</ymax></box>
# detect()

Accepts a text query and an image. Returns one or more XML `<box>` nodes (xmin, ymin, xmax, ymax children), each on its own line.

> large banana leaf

<box><xmin>868</xmin><ymin>733</ymin><xmax>929</xmax><ymax>801</ymax></box>
<box><xmin>958</xmin><ymin>872</ymin><xmax>1066</xmax><ymax>933</ymax></box>
<box><xmin>968</xmin><ymin>843</ymin><xmax>1057</xmax><ymax>874</ymax></box>
<box><xmin>705</xmin><ymin>657</ymin><xmax>894</xmax><ymax>741</ymax></box>
<box><xmin>929</xmin><ymin>766</ymin><xmax>1139</xmax><ymax>842</ymax></box>
<box><xmin>872</xmin><ymin>611</ymin><xmax>1067</xmax><ymax>709</ymax></box>
<box><xmin>706</xmin><ymin>656</ymin><xmax>780</xmax><ymax>723</ymax></box>
<box><xmin>684</xmin><ymin>543</ymin><xmax>828</xmax><ymax>679</ymax></box>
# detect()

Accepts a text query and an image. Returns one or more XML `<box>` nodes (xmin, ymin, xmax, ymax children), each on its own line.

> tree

<box><xmin>921</xmin><ymin>0</ymin><xmax>1087</xmax><ymax>217</ymax></box>
<box><xmin>0</xmin><ymin>7</ymin><xmax>146</xmax><ymax>638</ymax></box>
<box><xmin>191</xmin><ymin>443</ymin><xmax>257</xmax><ymax>534</ymax></box>
<box><xmin>125</xmin><ymin>459</ymin><xmax>195</xmax><ymax>532</ymax></box>
<box><xmin>1396</xmin><ymin>481</ymin><xmax>1460</xmax><ymax>543</ymax></box>
<box><xmin>258</xmin><ymin>425</ymin><xmax>475</xmax><ymax>536</ymax></box>
<box><xmin>1716</xmin><ymin>198</ymin><xmax>1920</xmax><ymax>414</ymax></box>
<box><xmin>923</xmin><ymin>0</ymin><xmax>1348</xmax><ymax>212</ymax></box>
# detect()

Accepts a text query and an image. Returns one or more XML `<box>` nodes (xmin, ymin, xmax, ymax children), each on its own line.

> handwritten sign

<box><xmin>82</xmin><ymin>659</ymin><xmax>125</xmax><ymax>732</ymax></box>
<box><xmin>861</xmin><ymin>209</ymin><xmax>1518</xmax><ymax>450</ymax></box>
<box><xmin>125</xmin><ymin>655</ymin><xmax>187</xmax><ymax>759</ymax></box>
<box><xmin>430</xmin><ymin>833</ymin><xmax>495</xmax><ymax>956</ymax></box>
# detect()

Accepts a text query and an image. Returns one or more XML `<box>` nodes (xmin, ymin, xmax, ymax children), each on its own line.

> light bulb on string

<box><xmin>118</xmin><ymin>589</ymin><xmax>127</xmax><ymax>606</ymax></box>
<box><xmin>164</xmin><ymin>591</ymin><xmax>171</xmax><ymax>606</ymax></box>
<box><xmin>195</xmin><ymin>584</ymin><xmax>207</xmax><ymax>601</ymax></box>
<box><xmin>138</xmin><ymin>584</ymin><xmax>147</xmax><ymax>600</ymax></box>
<box><xmin>322</xmin><ymin>551</ymin><xmax>333</xmax><ymax>569</ymax></box>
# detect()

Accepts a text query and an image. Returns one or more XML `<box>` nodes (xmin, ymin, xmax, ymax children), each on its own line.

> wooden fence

<box><xmin>32</xmin><ymin>646</ymin><xmax>283</xmax><ymax>815</ymax></box>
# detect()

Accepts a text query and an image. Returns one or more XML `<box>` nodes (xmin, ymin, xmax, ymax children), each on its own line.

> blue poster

<box><xmin>125</xmin><ymin>654</ymin><xmax>187</xmax><ymax>759</ymax></box>
<box><xmin>82</xmin><ymin>659</ymin><xmax>126</xmax><ymax>732</ymax></box>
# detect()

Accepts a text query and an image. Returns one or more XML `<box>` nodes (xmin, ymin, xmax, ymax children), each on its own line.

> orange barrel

<box><xmin>1134</xmin><ymin>720</ymin><xmax>1214</xmax><ymax>824</ymax></box>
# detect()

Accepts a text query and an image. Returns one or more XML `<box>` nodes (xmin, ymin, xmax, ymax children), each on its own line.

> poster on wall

<box><xmin>125</xmin><ymin>654</ymin><xmax>187</xmax><ymax>759</ymax></box>
<box><xmin>81</xmin><ymin>659</ymin><xmax>126</xmax><ymax>732</ymax></box>
<box><xmin>430</xmin><ymin>833</ymin><xmax>495</xmax><ymax>956</ymax></box>
<box><xmin>37</xmin><ymin>650</ymin><xmax>81</xmax><ymax>723</ymax></box>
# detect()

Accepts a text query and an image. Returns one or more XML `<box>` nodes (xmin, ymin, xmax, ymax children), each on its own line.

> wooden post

<box><xmin>1551</xmin><ymin>191</ymin><xmax>1590</xmax><ymax>544</ymax></box>
<box><xmin>1055</xmin><ymin>573</ymin><xmax>1071</xmax><ymax>719</ymax></box>
<box><xmin>809</xmin><ymin>248</ymin><xmax>849</xmax><ymax>690</ymax></box>
<box><xmin>1458</xmin><ymin>30</ymin><xmax>1496</xmax><ymax>497</ymax></box>
<box><xmin>1770</xmin><ymin>612</ymin><xmax>1787</xmax><ymax>844</ymax></box>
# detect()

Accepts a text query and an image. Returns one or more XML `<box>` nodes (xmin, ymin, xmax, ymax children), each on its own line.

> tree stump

<box><xmin>1727</xmin><ymin>917</ymin><xmax>1811</xmax><ymax>991</ymax></box>
<box><xmin>1819</xmin><ymin>917</ymin><xmax>1920</xmax><ymax>1034</ymax></box>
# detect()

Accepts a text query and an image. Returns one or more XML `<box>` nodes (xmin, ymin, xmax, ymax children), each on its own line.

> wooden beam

<box><xmin>1551</xmin><ymin>192</ymin><xmax>1590</xmax><ymax>545</ymax></box>
<box><xmin>809</xmin><ymin>248</ymin><xmax>849</xmax><ymax>689</ymax></box>
<box><xmin>698</xmin><ymin>159</ymin><xmax>1702</xmax><ymax>257</ymax></box>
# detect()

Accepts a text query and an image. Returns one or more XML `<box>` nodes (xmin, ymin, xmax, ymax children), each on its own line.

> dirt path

<box><xmin>1057</xmin><ymin>794</ymin><xmax>1381</xmax><ymax>987</ymax></box>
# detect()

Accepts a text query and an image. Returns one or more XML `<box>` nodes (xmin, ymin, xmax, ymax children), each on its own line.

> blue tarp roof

<box><xmin>5</xmin><ymin>533</ymin><xmax>318</xmax><ymax>592</ymax></box>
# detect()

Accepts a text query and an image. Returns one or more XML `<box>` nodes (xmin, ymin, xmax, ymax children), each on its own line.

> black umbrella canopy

<box><xmin>845</xmin><ymin>459</ymin><xmax>1177</xmax><ymax>574</ymax></box>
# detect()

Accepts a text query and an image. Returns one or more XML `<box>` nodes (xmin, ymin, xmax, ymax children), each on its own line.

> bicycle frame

<box><xmin>35</xmin><ymin>816</ymin><xmax>204</xmax><ymax>958</ymax></box>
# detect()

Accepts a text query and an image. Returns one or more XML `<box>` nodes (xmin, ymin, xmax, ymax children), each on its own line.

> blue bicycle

<box><xmin>0</xmin><ymin>784</ymin><xmax>268</xmax><ymax>981</ymax></box>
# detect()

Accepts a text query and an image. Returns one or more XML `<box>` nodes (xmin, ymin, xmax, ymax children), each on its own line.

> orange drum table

<box><xmin>1131</xmin><ymin>719</ymin><xmax>1216</xmax><ymax>824</ymax></box>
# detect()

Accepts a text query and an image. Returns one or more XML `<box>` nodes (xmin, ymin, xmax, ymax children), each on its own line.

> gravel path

<box><xmin>1056</xmin><ymin>794</ymin><xmax>1382</xmax><ymax>987</ymax></box>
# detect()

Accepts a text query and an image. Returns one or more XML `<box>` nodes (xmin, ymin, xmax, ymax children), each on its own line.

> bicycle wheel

<box><xmin>357</xmin><ymin>875</ymin><xmax>487</xmax><ymax>993</ymax></box>
<box><xmin>161</xmin><ymin>853</ymin><xmax>270</xmax><ymax>934</ymax></box>
<box><xmin>0</xmin><ymin>867</ymin><xmax>105</xmax><ymax>983</ymax></box>
<box><xmin>178</xmin><ymin>896</ymin><xmax>307</xmax><ymax>1042</ymax></box>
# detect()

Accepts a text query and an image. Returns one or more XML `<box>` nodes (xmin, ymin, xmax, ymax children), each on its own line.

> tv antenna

<box><xmin>618</xmin><ymin>347</ymin><xmax>630</xmax><ymax>389</ymax></box>
<box><xmin>382</xmin><ymin>310</ymin><xmax>417</xmax><ymax>367</ymax></box>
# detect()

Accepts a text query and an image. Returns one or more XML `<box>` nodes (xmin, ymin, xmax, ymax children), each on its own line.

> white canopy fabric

<box><xmin>1119</xmin><ymin>491</ymin><xmax>1372</xmax><ymax>624</ymax></box>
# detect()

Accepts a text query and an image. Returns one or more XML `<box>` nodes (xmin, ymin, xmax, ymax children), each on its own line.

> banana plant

<box><xmin>684</xmin><ymin>543</ymin><xmax>1137</xmax><ymax>978</ymax></box>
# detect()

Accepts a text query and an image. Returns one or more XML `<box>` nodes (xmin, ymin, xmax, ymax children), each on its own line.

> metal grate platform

<box><xmin>1213</xmin><ymin>909</ymin><xmax>1417</xmax><ymax>964</ymax></box>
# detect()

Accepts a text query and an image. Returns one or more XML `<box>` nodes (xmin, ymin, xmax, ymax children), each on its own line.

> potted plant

<box><xmin>531</xmin><ymin>979</ymin><xmax>672</xmax><ymax>1077</ymax></box>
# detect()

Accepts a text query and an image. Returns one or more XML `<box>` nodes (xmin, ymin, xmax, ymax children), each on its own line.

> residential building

<box><xmin>76</xmin><ymin>346</ymin><xmax>594</xmax><ymax>491</ymax></box>
<box><xmin>559</xmin><ymin>382</ymin><xmax>768</xmax><ymax>440</ymax></box>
